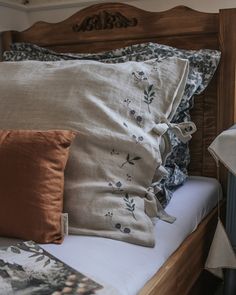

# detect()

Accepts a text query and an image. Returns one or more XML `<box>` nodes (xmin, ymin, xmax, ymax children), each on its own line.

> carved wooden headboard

<box><xmin>1</xmin><ymin>3</ymin><xmax>236</xmax><ymax>189</ymax></box>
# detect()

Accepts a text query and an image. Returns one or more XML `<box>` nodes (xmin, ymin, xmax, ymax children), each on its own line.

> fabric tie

<box><xmin>152</xmin><ymin>120</ymin><xmax>197</xmax><ymax>143</ymax></box>
<box><xmin>150</xmin><ymin>119</ymin><xmax>197</xmax><ymax>224</ymax></box>
<box><xmin>205</xmin><ymin>218</ymin><xmax>236</xmax><ymax>279</ymax></box>
<box><xmin>145</xmin><ymin>187</ymin><xmax>176</xmax><ymax>223</ymax></box>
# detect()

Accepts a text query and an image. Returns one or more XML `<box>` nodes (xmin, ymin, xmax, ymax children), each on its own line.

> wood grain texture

<box><xmin>138</xmin><ymin>205</ymin><xmax>220</xmax><ymax>295</ymax></box>
<box><xmin>189</xmin><ymin>74</ymin><xmax>219</xmax><ymax>178</ymax></box>
<box><xmin>1</xmin><ymin>4</ymin><xmax>218</xmax><ymax>49</ymax></box>
<box><xmin>1</xmin><ymin>31</ymin><xmax>13</xmax><ymax>52</ymax></box>
<box><xmin>218</xmin><ymin>9</ymin><xmax>236</xmax><ymax>191</ymax></box>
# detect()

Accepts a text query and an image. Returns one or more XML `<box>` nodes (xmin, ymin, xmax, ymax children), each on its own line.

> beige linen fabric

<box><xmin>205</xmin><ymin>128</ymin><xmax>236</xmax><ymax>276</ymax></box>
<box><xmin>0</xmin><ymin>58</ymin><xmax>189</xmax><ymax>246</ymax></box>
<box><xmin>205</xmin><ymin>219</ymin><xmax>236</xmax><ymax>278</ymax></box>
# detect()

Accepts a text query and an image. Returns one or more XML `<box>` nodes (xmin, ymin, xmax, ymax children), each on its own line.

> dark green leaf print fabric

<box><xmin>3</xmin><ymin>42</ymin><xmax>221</xmax><ymax>207</ymax></box>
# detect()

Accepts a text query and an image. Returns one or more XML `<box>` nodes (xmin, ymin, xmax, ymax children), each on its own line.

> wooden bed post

<box><xmin>218</xmin><ymin>8</ymin><xmax>236</xmax><ymax>191</ymax></box>
<box><xmin>219</xmin><ymin>8</ymin><xmax>236</xmax><ymax>132</ymax></box>
<box><xmin>1</xmin><ymin>31</ymin><xmax>13</xmax><ymax>52</ymax></box>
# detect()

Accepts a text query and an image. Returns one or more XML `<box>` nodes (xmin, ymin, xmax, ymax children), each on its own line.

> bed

<box><xmin>0</xmin><ymin>176</ymin><xmax>221</xmax><ymax>295</ymax></box>
<box><xmin>1</xmin><ymin>2</ymin><xmax>236</xmax><ymax>295</ymax></box>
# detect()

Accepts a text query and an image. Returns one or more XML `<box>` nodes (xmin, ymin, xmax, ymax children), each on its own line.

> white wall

<box><xmin>0</xmin><ymin>4</ymin><xmax>29</xmax><ymax>55</ymax></box>
<box><xmin>1</xmin><ymin>0</ymin><xmax>236</xmax><ymax>32</ymax></box>
<box><xmin>27</xmin><ymin>6</ymin><xmax>86</xmax><ymax>25</ymax></box>
<box><xmin>26</xmin><ymin>0</ymin><xmax>236</xmax><ymax>26</ymax></box>
<box><xmin>130</xmin><ymin>0</ymin><xmax>236</xmax><ymax>13</ymax></box>
<box><xmin>27</xmin><ymin>0</ymin><xmax>137</xmax><ymax>25</ymax></box>
<box><xmin>0</xmin><ymin>6</ymin><xmax>29</xmax><ymax>31</ymax></box>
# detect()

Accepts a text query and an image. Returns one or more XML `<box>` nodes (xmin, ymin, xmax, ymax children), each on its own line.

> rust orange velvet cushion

<box><xmin>0</xmin><ymin>130</ymin><xmax>76</xmax><ymax>244</ymax></box>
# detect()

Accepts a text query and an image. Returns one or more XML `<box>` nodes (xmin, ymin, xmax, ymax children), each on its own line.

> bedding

<box><xmin>0</xmin><ymin>58</ymin><xmax>190</xmax><ymax>247</ymax></box>
<box><xmin>3</xmin><ymin>42</ymin><xmax>221</xmax><ymax>207</ymax></box>
<box><xmin>0</xmin><ymin>130</ymin><xmax>76</xmax><ymax>244</ymax></box>
<box><xmin>1</xmin><ymin>3</ymin><xmax>234</xmax><ymax>294</ymax></box>
<box><xmin>0</xmin><ymin>176</ymin><xmax>222</xmax><ymax>295</ymax></box>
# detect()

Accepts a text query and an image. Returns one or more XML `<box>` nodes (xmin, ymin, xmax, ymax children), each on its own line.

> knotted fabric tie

<box><xmin>145</xmin><ymin>184</ymin><xmax>176</xmax><ymax>223</ymax></box>
<box><xmin>149</xmin><ymin>119</ymin><xmax>197</xmax><ymax>223</ymax></box>
<box><xmin>152</xmin><ymin>120</ymin><xmax>197</xmax><ymax>143</ymax></box>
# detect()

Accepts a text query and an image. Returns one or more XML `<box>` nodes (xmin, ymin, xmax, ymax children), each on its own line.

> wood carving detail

<box><xmin>72</xmin><ymin>11</ymin><xmax>138</xmax><ymax>32</ymax></box>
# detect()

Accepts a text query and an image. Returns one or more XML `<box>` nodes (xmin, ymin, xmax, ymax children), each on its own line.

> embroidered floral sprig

<box><xmin>124</xmin><ymin>193</ymin><xmax>136</xmax><ymax>220</ymax></box>
<box><xmin>105</xmin><ymin>211</ymin><xmax>131</xmax><ymax>234</ymax></box>
<box><xmin>110</xmin><ymin>148</ymin><xmax>119</xmax><ymax>155</ymax></box>
<box><xmin>120</xmin><ymin>153</ymin><xmax>142</xmax><ymax>168</ymax></box>
<box><xmin>123</xmin><ymin>98</ymin><xmax>132</xmax><ymax>107</ymax></box>
<box><xmin>144</xmin><ymin>84</ymin><xmax>155</xmax><ymax>113</ymax></box>
<box><xmin>105</xmin><ymin>211</ymin><xmax>113</xmax><ymax>218</ymax></box>
<box><xmin>108</xmin><ymin>181</ymin><xmax>124</xmax><ymax>193</ymax></box>
<box><xmin>115</xmin><ymin>223</ymin><xmax>131</xmax><ymax>233</ymax></box>
<box><xmin>132</xmin><ymin>134</ymin><xmax>144</xmax><ymax>144</ymax></box>
<box><xmin>132</xmin><ymin>71</ymin><xmax>148</xmax><ymax>83</ymax></box>
<box><xmin>129</xmin><ymin>110</ymin><xmax>143</xmax><ymax>126</ymax></box>
<box><xmin>123</xmin><ymin>100</ymin><xmax>144</xmax><ymax>127</ymax></box>
<box><xmin>126</xmin><ymin>174</ymin><xmax>132</xmax><ymax>181</ymax></box>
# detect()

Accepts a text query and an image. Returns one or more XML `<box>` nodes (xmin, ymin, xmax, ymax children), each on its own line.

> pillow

<box><xmin>0</xmin><ymin>130</ymin><xmax>76</xmax><ymax>244</ymax></box>
<box><xmin>3</xmin><ymin>42</ymin><xmax>221</xmax><ymax>207</ymax></box>
<box><xmin>0</xmin><ymin>58</ymin><xmax>189</xmax><ymax>247</ymax></box>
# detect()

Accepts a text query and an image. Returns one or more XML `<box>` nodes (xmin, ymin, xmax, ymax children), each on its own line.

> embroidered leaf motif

<box><xmin>144</xmin><ymin>84</ymin><xmax>155</xmax><ymax>113</ymax></box>
<box><xmin>124</xmin><ymin>193</ymin><xmax>137</xmax><ymax>220</ymax></box>
<box><xmin>120</xmin><ymin>154</ymin><xmax>142</xmax><ymax>168</ymax></box>
<box><xmin>132</xmin><ymin>156</ymin><xmax>141</xmax><ymax>161</ymax></box>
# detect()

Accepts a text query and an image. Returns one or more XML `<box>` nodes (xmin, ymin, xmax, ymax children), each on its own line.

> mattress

<box><xmin>0</xmin><ymin>176</ymin><xmax>221</xmax><ymax>295</ymax></box>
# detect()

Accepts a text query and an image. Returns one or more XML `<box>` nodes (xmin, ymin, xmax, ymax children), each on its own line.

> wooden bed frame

<box><xmin>1</xmin><ymin>3</ymin><xmax>236</xmax><ymax>294</ymax></box>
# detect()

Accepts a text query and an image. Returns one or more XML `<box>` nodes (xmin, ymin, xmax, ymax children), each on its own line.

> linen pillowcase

<box><xmin>3</xmin><ymin>42</ymin><xmax>221</xmax><ymax>207</ymax></box>
<box><xmin>0</xmin><ymin>58</ymin><xmax>189</xmax><ymax>247</ymax></box>
<box><xmin>0</xmin><ymin>130</ymin><xmax>76</xmax><ymax>244</ymax></box>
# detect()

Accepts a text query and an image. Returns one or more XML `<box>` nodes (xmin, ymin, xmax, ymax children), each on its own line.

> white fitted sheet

<box><xmin>0</xmin><ymin>176</ymin><xmax>221</xmax><ymax>295</ymax></box>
